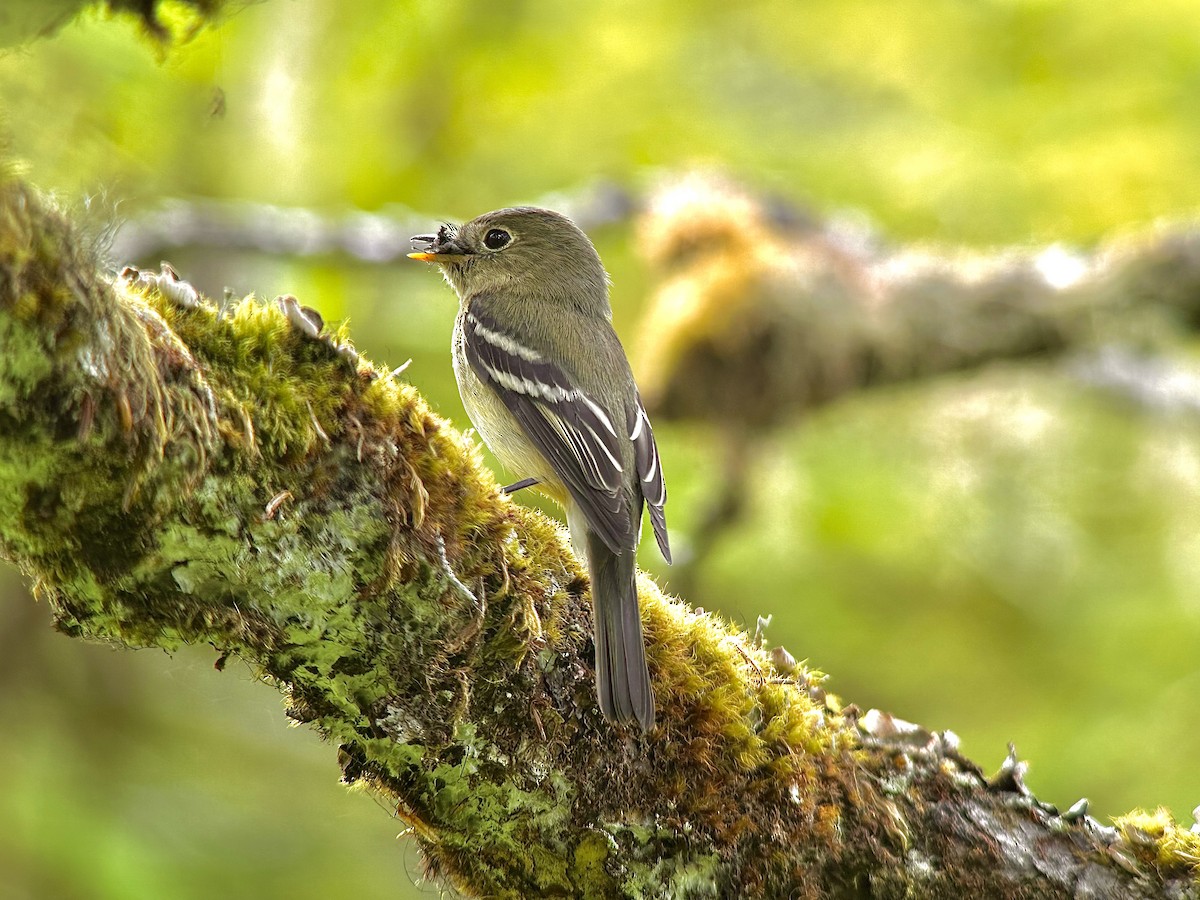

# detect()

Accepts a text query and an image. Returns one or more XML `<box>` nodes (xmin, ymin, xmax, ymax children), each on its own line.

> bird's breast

<box><xmin>452</xmin><ymin>319</ymin><xmax>567</xmax><ymax>503</ymax></box>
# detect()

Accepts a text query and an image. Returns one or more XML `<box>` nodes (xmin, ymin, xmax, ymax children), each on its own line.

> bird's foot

<box><xmin>502</xmin><ymin>477</ymin><xmax>540</xmax><ymax>495</ymax></box>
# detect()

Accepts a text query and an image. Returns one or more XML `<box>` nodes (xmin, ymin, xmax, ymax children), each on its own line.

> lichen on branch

<box><xmin>1</xmin><ymin>176</ymin><xmax>1197</xmax><ymax>899</ymax></box>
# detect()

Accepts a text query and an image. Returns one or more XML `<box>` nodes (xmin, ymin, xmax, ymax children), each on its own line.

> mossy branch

<box><xmin>1</xmin><ymin>178</ymin><xmax>1197</xmax><ymax>899</ymax></box>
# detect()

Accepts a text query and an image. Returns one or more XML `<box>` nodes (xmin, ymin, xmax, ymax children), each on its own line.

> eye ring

<box><xmin>483</xmin><ymin>228</ymin><xmax>511</xmax><ymax>251</ymax></box>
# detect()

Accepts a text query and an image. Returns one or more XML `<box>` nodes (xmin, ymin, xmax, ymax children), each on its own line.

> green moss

<box><xmin>1115</xmin><ymin>808</ymin><xmax>1200</xmax><ymax>879</ymax></box>
<box><xmin>617</xmin><ymin>831</ymin><xmax>722</xmax><ymax>900</ymax></box>
<box><xmin>638</xmin><ymin>579</ymin><xmax>832</xmax><ymax>788</ymax></box>
<box><xmin>573</xmin><ymin>831</ymin><xmax>617</xmax><ymax>898</ymax></box>
<box><xmin>148</xmin><ymin>294</ymin><xmax>353</xmax><ymax>462</ymax></box>
<box><xmin>0</xmin><ymin>314</ymin><xmax>54</xmax><ymax>410</ymax></box>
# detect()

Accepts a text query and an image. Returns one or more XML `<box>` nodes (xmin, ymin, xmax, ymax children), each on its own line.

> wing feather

<box><xmin>628</xmin><ymin>397</ymin><xmax>671</xmax><ymax>563</ymax></box>
<box><xmin>463</xmin><ymin>302</ymin><xmax>634</xmax><ymax>553</ymax></box>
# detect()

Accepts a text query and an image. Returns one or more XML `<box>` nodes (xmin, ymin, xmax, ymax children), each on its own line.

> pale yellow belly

<box><xmin>452</xmin><ymin>324</ymin><xmax>567</xmax><ymax>505</ymax></box>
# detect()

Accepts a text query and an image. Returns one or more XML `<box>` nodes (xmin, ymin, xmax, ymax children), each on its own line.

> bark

<box><xmin>1</xmin><ymin>177</ymin><xmax>1198</xmax><ymax>899</ymax></box>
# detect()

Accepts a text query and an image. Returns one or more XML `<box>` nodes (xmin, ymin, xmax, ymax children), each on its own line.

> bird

<box><xmin>408</xmin><ymin>207</ymin><xmax>670</xmax><ymax>731</ymax></box>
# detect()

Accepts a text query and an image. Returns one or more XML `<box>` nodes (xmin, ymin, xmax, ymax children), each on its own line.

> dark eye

<box><xmin>483</xmin><ymin>228</ymin><xmax>511</xmax><ymax>250</ymax></box>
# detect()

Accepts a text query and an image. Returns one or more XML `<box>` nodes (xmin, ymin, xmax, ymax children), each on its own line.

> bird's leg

<box><xmin>501</xmin><ymin>476</ymin><xmax>540</xmax><ymax>495</ymax></box>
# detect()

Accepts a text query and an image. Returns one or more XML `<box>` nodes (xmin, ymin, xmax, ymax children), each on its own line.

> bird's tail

<box><xmin>587</xmin><ymin>530</ymin><xmax>655</xmax><ymax>731</ymax></box>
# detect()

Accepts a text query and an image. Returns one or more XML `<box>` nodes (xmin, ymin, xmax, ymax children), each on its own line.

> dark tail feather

<box><xmin>588</xmin><ymin>530</ymin><xmax>655</xmax><ymax>731</ymax></box>
<box><xmin>647</xmin><ymin>502</ymin><xmax>671</xmax><ymax>564</ymax></box>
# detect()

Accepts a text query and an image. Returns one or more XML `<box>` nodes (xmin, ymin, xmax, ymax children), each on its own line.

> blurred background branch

<box><xmin>106</xmin><ymin>180</ymin><xmax>636</xmax><ymax>264</ymax></box>
<box><xmin>632</xmin><ymin>172</ymin><xmax>1200</xmax><ymax>586</ymax></box>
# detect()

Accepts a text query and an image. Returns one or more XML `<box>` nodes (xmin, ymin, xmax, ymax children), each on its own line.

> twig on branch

<box><xmin>1</xmin><ymin>176</ymin><xmax>1198</xmax><ymax>898</ymax></box>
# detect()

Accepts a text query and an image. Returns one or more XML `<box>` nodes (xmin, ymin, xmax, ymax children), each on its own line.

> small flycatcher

<box><xmin>409</xmin><ymin>207</ymin><xmax>670</xmax><ymax>731</ymax></box>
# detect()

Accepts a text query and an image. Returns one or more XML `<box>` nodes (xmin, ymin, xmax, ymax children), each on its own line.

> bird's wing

<box><xmin>628</xmin><ymin>396</ymin><xmax>671</xmax><ymax>564</ymax></box>
<box><xmin>462</xmin><ymin>301</ymin><xmax>634</xmax><ymax>553</ymax></box>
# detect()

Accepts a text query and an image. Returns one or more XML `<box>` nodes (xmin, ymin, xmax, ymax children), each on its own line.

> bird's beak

<box><xmin>407</xmin><ymin>248</ymin><xmax>470</xmax><ymax>264</ymax></box>
<box><xmin>408</xmin><ymin>231</ymin><xmax>469</xmax><ymax>264</ymax></box>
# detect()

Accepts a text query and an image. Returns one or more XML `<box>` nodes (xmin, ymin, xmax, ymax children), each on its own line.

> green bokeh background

<box><xmin>2</xmin><ymin>2</ymin><xmax>1200</xmax><ymax>897</ymax></box>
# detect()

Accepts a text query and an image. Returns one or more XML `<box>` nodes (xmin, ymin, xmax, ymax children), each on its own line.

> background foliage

<box><xmin>2</xmin><ymin>2</ymin><xmax>1199</xmax><ymax>897</ymax></box>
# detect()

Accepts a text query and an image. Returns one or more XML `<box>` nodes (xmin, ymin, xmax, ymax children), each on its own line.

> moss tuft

<box><xmin>1115</xmin><ymin>808</ymin><xmax>1200</xmax><ymax>878</ymax></box>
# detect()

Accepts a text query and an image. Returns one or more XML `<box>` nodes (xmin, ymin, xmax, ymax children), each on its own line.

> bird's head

<box><xmin>409</xmin><ymin>207</ymin><xmax>610</xmax><ymax>315</ymax></box>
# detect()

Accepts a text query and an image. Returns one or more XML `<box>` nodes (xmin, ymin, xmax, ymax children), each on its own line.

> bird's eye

<box><xmin>483</xmin><ymin>228</ymin><xmax>511</xmax><ymax>250</ymax></box>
